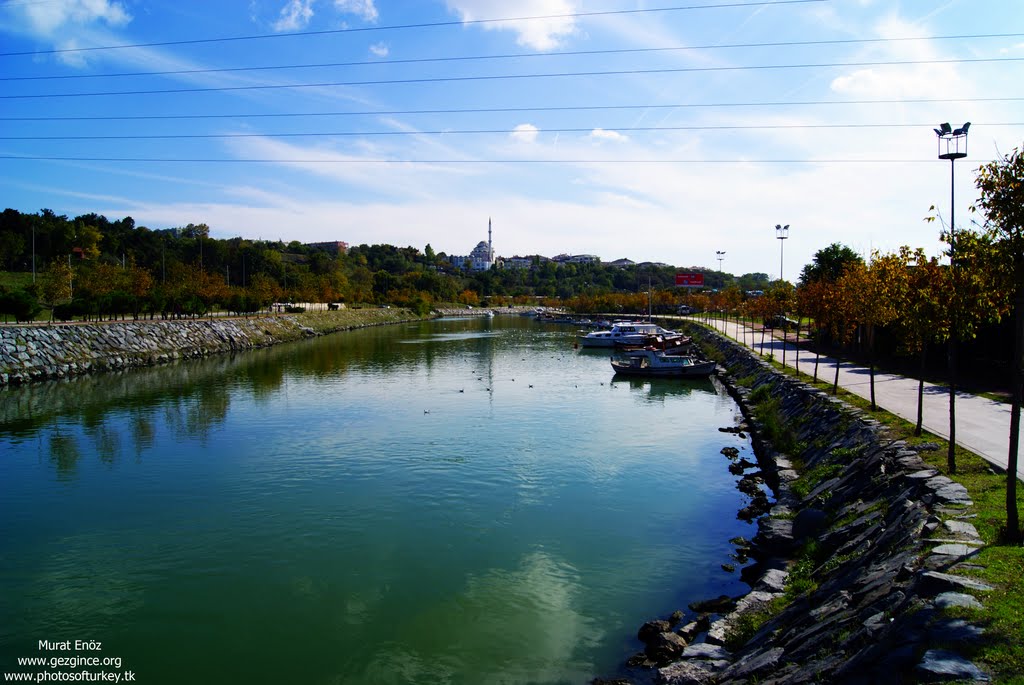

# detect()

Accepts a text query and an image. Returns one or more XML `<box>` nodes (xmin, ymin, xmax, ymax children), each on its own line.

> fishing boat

<box><xmin>614</xmin><ymin>334</ymin><xmax>693</xmax><ymax>354</ymax></box>
<box><xmin>577</xmin><ymin>321</ymin><xmax>680</xmax><ymax>348</ymax></box>
<box><xmin>610</xmin><ymin>348</ymin><xmax>716</xmax><ymax>378</ymax></box>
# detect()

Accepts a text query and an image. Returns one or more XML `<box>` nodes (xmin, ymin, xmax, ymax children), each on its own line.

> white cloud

<box><xmin>445</xmin><ymin>0</ymin><xmax>579</xmax><ymax>51</ymax></box>
<box><xmin>589</xmin><ymin>129</ymin><xmax>628</xmax><ymax>143</ymax></box>
<box><xmin>511</xmin><ymin>124</ymin><xmax>540</xmax><ymax>143</ymax></box>
<box><xmin>334</xmin><ymin>0</ymin><xmax>378</xmax><ymax>22</ymax></box>
<box><xmin>273</xmin><ymin>0</ymin><xmax>314</xmax><ymax>31</ymax></box>
<box><xmin>20</xmin><ymin>0</ymin><xmax>130</xmax><ymax>35</ymax></box>
<box><xmin>369</xmin><ymin>42</ymin><xmax>389</xmax><ymax>57</ymax></box>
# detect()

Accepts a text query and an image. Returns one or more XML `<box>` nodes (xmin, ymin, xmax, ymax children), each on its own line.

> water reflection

<box><xmin>610</xmin><ymin>376</ymin><xmax>717</xmax><ymax>403</ymax></box>
<box><xmin>364</xmin><ymin>550</ymin><xmax>598</xmax><ymax>685</ymax></box>
<box><xmin>1</xmin><ymin>317</ymin><xmax>754</xmax><ymax>685</ymax></box>
<box><xmin>0</xmin><ymin>318</ymin><xmax>559</xmax><ymax>473</ymax></box>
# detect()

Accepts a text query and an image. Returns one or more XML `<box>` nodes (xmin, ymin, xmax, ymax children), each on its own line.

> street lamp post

<box><xmin>934</xmin><ymin>121</ymin><xmax>969</xmax><ymax>472</ymax></box>
<box><xmin>716</xmin><ymin>250</ymin><xmax>726</xmax><ymax>273</ymax></box>
<box><xmin>775</xmin><ymin>224</ymin><xmax>789</xmax><ymax>282</ymax></box>
<box><xmin>934</xmin><ymin>122</ymin><xmax>970</xmax><ymax>255</ymax></box>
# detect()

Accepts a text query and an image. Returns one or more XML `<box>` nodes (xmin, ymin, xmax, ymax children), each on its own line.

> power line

<box><xmin>0</xmin><ymin>155</ymin><xmax>946</xmax><ymax>164</ymax></box>
<box><xmin>4</xmin><ymin>32</ymin><xmax>1018</xmax><ymax>82</ymax></box>
<box><xmin>0</xmin><ymin>0</ymin><xmax>826</xmax><ymax>57</ymax></box>
<box><xmin>4</xmin><ymin>56</ymin><xmax>1019</xmax><ymax>99</ymax></box>
<box><xmin>2</xmin><ymin>97</ymin><xmax>1019</xmax><ymax>122</ymax></box>
<box><xmin>3</xmin><ymin>122</ymin><xmax>1020</xmax><ymax>141</ymax></box>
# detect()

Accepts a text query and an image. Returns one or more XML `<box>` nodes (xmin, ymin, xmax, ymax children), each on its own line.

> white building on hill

<box><xmin>448</xmin><ymin>218</ymin><xmax>496</xmax><ymax>271</ymax></box>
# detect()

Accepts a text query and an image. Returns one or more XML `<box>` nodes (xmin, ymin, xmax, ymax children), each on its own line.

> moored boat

<box><xmin>610</xmin><ymin>348</ymin><xmax>716</xmax><ymax>378</ymax></box>
<box><xmin>577</xmin><ymin>321</ymin><xmax>681</xmax><ymax>348</ymax></box>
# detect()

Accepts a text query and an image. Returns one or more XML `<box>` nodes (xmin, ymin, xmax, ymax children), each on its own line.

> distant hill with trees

<box><xmin>0</xmin><ymin>207</ymin><xmax>768</xmax><ymax>322</ymax></box>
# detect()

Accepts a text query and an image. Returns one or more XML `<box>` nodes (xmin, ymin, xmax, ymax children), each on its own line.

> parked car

<box><xmin>765</xmin><ymin>315</ymin><xmax>798</xmax><ymax>329</ymax></box>
<box><xmin>677</xmin><ymin>305</ymin><xmax>699</xmax><ymax>315</ymax></box>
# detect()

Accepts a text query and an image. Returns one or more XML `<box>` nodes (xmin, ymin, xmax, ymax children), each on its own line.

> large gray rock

<box><xmin>918</xmin><ymin>571</ymin><xmax>994</xmax><ymax>596</ymax></box>
<box><xmin>943</xmin><ymin>519</ymin><xmax>981</xmax><ymax>539</ymax></box>
<box><xmin>681</xmin><ymin>643</ymin><xmax>732</xmax><ymax>661</ymax></box>
<box><xmin>719</xmin><ymin>647</ymin><xmax>785</xmax><ymax>681</ymax></box>
<box><xmin>933</xmin><ymin>592</ymin><xmax>983</xmax><ymax>610</ymax></box>
<box><xmin>915</xmin><ymin>649</ymin><xmax>990</xmax><ymax>682</ymax></box>
<box><xmin>755</xmin><ymin>568</ymin><xmax>788</xmax><ymax>594</ymax></box>
<box><xmin>645</xmin><ymin>631</ymin><xmax>689</xmax><ymax>664</ymax></box>
<box><xmin>657</xmin><ymin>660</ymin><xmax>717</xmax><ymax>685</ymax></box>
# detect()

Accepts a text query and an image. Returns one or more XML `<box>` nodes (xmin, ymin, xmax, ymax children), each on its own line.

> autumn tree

<box><xmin>883</xmin><ymin>247</ymin><xmax>946</xmax><ymax>436</ymax></box>
<box><xmin>41</xmin><ymin>258</ymin><xmax>73</xmax><ymax>320</ymax></box>
<box><xmin>975</xmin><ymin>143</ymin><xmax>1024</xmax><ymax>542</ymax></box>
<box><xmin>844</xmin><ymin>254</ymin><xmax>901</xmax><ymax>410</ymax></box>
<box><xmin>934</xmin><ymin>227</ymin><xmax>1008</xmax><ymax>473</ymax></box>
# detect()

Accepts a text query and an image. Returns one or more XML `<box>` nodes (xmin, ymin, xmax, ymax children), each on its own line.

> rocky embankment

<box><xmin>613</xmin><ymin>325</ymin><xmax>993</xmax><ymax>685</ymax></box>
<box><xmin>0</xmin><ymin>308</ymin><xmax>425</xmax><ymax>387</ymax></box>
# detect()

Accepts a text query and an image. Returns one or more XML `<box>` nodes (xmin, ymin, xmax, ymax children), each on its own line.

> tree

<box><xmin>799</xmin><ymin>243</ymin><xmax>863</xmax><ymax>287</ymax></box>
<box><xmin>842</xmin><ymin>255</ymin><xmax>900</xmax><ymax>410</ymax></box>
<box><xmin>975</xmin><ymin>143</ymin><xmax>1024</xmax><ymax>542</ymax></box>
<box><xmin>881</xmin><ymin>247</ymin><xmax>946</xmax><ymax>436</ymax></box>
<box><xmin>796</xmin><ymin>279</ymin><xmax>829</xmax><ymax>382</ymax></box>
<box><xmin>41</xmin><ymin>258</ymin><xmax>74</xmax><ymax>319</ymax></box>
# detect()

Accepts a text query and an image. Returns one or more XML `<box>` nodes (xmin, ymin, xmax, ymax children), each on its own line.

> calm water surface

<box><xmin>1</xmin><ymin>317</ymin><xmax>757</xmax><ymax>685</ymax></box>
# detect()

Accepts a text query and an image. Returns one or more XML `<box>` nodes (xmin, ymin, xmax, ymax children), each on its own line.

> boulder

<box><xmin>915</xmin><ymin>649</ymin><xmax>990</xmax><ymax>682</ymax></box>
<box><xmin>657</xmin><ymin>660</ymin><xmax>716</xmax><ymax>685</ymax></box>
<box><xmin>917</xmin><ymin>571</ymin><xmax>994</xmax><ymax>596</ymax></box>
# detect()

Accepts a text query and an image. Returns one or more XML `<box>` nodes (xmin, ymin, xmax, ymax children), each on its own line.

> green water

<box><xmin>0</xmin><ymin>317</ymin><xmax>757</xmax><ymax>684</ymax></box>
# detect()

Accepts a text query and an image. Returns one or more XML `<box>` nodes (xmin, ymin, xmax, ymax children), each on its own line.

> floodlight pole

<box><xmin>935</xmin><ymin>122</ymin><xmax>969</xmax><ymax>471</ymax></box>
<box><xmin>716</xmin><ymin>250</ymin><xmax>725</xmax><ymax>273</ymax></box>
<box><xmin>775</xmin><ymin>224</ymin><xmax>789</xmax><ymax>282</ymax></box>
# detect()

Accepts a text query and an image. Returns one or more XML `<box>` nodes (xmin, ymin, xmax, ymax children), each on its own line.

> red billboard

<box><xmin>675</xmin><ymin>272</ymin><xmax>705</xmax><ymax>287</ymax></box>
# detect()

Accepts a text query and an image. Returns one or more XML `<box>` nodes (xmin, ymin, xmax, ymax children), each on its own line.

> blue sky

<box><xmin>1</xmin><ymin>0</ymin><xmax>1021</xmax><ymax>281</ymax></box>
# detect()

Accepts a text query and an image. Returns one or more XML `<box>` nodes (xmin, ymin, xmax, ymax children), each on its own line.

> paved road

<box><xmin>701</xmin><ymin>317</ymin><xmax>1024</xmax><ymax>482</ymax></box>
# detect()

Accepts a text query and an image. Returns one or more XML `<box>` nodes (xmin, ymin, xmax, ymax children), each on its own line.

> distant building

<box><xmin>448</xmin><ymin>218</ymin><xmax>496</xmax><ymax>271</ymax></box>
<box><xmin>564</xmin><ymin>254</ymin><xmax>601</xmax><ymax>265</ymax></box>
<box><xmin>605</xmin><ymin>258</ymin><xmax>635</xmax><ymax>268</ymax></box>
<box><xmin>305</xmin><ymin>240</ymin><xmax>349</xmax><ymax>254</ymax></box>
<box><xmin>502</xmin><ymin>254</ymin><xmax>549</xmax><ymax>270</ymax></box>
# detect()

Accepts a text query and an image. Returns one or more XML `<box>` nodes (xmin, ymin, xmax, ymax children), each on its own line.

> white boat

<box><xmin>610</xmin><ymin>348</ymin><xmax>716</xmax><ymax>378</ymax></box>
<box><xmin>577</xmin><ymin>321</ymin><xmax>680</xmax><ymax>348</ymax></box>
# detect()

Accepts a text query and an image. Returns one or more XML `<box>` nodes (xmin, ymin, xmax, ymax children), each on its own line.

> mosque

<box><xmin>448</xmin><ymin>218</ymin><xmax>496</xmax><ymax>271</ymax></box>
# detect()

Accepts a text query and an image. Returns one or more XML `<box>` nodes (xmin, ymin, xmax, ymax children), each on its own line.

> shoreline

<box><xmin>0</xmin><ymin>308</ymin><xmax>433</xmax><ymax>387</ymax></box>
<box><xmin>607</xmin><ymin>323</ymin><xmax>991</xmax><ymax>684</ymax></box>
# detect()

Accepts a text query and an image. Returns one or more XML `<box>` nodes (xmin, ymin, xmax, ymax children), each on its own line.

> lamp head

<box><xmin>961</xmin><ymin>121</ymin><xmax>971</xmax><ymax>134</ymax></box>
<box><xmin>940</xmin><ymin>122</ymin><xmax>952</xmax><ymax>135</ymax></box>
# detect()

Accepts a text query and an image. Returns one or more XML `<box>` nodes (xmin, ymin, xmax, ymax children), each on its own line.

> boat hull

<box><xmin>610</xmin><ymin>349</ymin><xmax>716</xmax><ymax>378</ymax></box>
<box><xmin>610</xmin><ymin>361</ymin><xmax>716</xmax><ymax>378</ymax></box>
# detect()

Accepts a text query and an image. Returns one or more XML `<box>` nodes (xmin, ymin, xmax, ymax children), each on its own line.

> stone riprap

<box><xmin>625</xmin><ymin>324</ymin><xmax>993</xmax><ymax>685</ymax></box>
<box><xmin>0</xmin><ymin>311</ymin><xmax>418</xmax><ymax>387</ymax></box>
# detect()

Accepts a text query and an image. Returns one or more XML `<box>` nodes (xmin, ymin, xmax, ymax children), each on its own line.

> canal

<box><xmin>0</xmin><ymin>316</ymin><xmax>755</xmax><ymax>684</ymax></box>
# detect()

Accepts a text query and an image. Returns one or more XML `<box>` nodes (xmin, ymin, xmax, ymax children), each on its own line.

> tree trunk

<box><xmin>795</xmin><ymin>323</ymin><xmax>801</xmax><ymax>376</ymax></box>
<box><xmin>916</xmin><ymin>343</ymin><xmax>927</xmax><ymax>437</ymax></box>
<box><xmin>1006</xmin><ymin>282</ymin><xmax>1023</xmax><ymax>543</ymax></box>
<box><xmin>948</xmin><ymin>334</ymin><xmax>958</xmax><ymax>474</ymax></box>
<box><xmin>781</xmin><ymin>325</ymin><xmax>788</xmax><ymax>369</ymax></box>
<box><xmin>833</xmin><ymin>357</ymin><xmax>840</xmax><ymax>395</ymax></box>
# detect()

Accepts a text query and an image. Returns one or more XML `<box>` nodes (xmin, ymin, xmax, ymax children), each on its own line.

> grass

<box><xmin>789</xmin><ymin>462</ymin><xmax>844</xmax><ymax>500</ymax></box>
<box><xmin>0</xmin><ymin>271</ymin><xmax>36</xmax><ymax>291</ymax></box>
<box><xmin>750</xmin><ymin>393</ymin><xmax>800</xmax><ymax>454</ymax></box>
